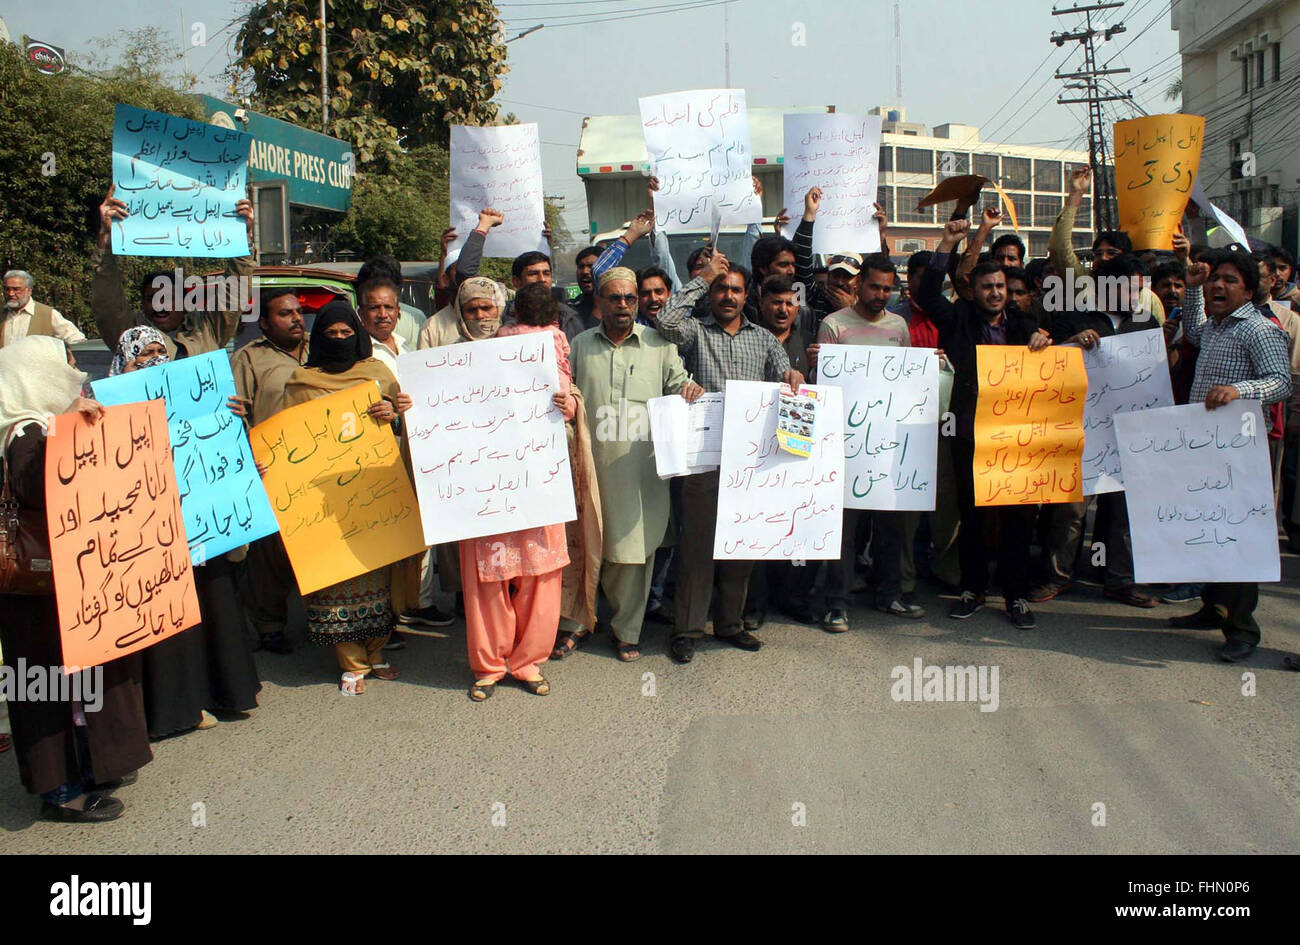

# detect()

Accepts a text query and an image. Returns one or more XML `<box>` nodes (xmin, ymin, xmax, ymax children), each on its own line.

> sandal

<box><xmin>468</xmin><ymin>680</ymin><xmax>496</xmax><ymax>702</ymax></box>
<box><xmin>615</xmin><ymin>641</ymin><xmax>641</xmax><ymax>662</ymax></box>
<box><xmin>521</xmin><ymin>676</ymin><xmax>551</xmax><ymax>696</ymax></box>
<box><xmin>551</xmin><ymin>626</ymin><xmax>593</xmax><ymax>660</ymax></box>
<box><xmin>370</xmin><ymin>663</ymin><xmax>400</xmax><ymax>681</ymax></box>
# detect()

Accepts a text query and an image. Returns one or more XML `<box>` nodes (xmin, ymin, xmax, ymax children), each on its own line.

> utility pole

<box><xmin>894</xmin><ymin>1</ymin><xmax>903</xmax><ymax>105</ymax></box>
<box><xmin>723</xmin><ymin>2</ymin><xmax>731</xmax><ymax>87</ymax></box>
<box><xmin>1051</xmin><ymin>2</ymin><xmax>1132</xmax><ymax>232</ymax></box>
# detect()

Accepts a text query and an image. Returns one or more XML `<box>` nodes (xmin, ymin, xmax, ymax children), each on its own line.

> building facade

<box><xmin>1173</xmin><ymin>0</ymin><xmax>1299</xmax><ymax>252</ymax></box>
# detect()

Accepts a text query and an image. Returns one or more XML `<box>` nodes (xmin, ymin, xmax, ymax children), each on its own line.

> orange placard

<box><xmin>1114</xmin><ymin>114</ymin><xmax>1204</xmax><ymax>251</ymax></box>
<box><xmin>249</xmin><ymin>382</ymin><xmax>427</xmax><ymax>595</ymax></box>
<box><xmin>973</xmin><ymin>345</ymin><xmax>1086</xmax><ymax>506</ymax></box>
<box><xmin>45</xmin><ymin>401</ymin><xmax>200</xmax><ymax>670</ymax></box>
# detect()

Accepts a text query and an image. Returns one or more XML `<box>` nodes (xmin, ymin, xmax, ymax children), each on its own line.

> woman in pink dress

<box><xmin>457</xmin><ymin>281</ymin><xmax>577</xmax><ymax>701</ymax></box>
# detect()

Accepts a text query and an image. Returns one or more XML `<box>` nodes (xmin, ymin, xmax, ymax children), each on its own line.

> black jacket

<box><xmin>917</xmin><ymin>251</ymin><xmax>1039</xmax><ymax>436</ymax></box>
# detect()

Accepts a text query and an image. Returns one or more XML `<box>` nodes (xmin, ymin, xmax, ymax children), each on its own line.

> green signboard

<box><xmin>200</xmin><ymin>95</ymin><xmax>354</xmax><ymax>212</ymax></box>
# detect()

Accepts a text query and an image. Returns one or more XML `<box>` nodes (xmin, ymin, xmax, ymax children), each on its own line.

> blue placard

<box><xmin>111</xmin><ymin>104</ymin><xmax>251</xmax><ymax>258</ymax></box>
<box><xmin>92</xmin><ymin>351</ymin><xmax>279</xmax><ymax>562</ymax></box>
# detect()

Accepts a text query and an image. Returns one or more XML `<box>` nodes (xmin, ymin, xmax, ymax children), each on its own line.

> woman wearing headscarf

<box><xmin>0</xmin><ymin>336</ymin><xmax>151</xmax><ymax>822</ymax></box>
<box><xmin>453</xmin><ymin>279</ymin><xmax>576</xmax><ymax>701</ymax></box>
<box><xmin>105</xmin><ymin>326</ymin><xmax>264</xmax><ymax>738</ymax></box>
<box><xmin>283</xmin><ymin>301</ymin><xmax>413</xmax><ymax>692</ymax></box>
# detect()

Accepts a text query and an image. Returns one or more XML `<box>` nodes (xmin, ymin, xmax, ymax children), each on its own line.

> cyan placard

<box><xmin>111</xmin><ymin>104</ymin><xmax>251</xmax><ymax>257</ymax></box>
<box><xmin>92</xmin><ymin>351</ymin><xmax>279</xmax><ymax>562</ymax></box>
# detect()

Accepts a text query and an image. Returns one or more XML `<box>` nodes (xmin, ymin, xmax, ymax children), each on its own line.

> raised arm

<box><xmin>455</xmin><ymin>208</ymin><xmax>502</xmax><ymax>282</ymax></box>
<box><xmin>955</xmin><ymin>207</ymin><xmax>1000</xmax><ymax>300</ymax></box>
<box><xmin>90</xmin><ymin>186</ymin><xmax>132</xmax><ymax>350</ymax></box>
<box><xmin>1050</xmin><ymin>166</ymin><xmax>1088</xmax><ymax>277</ymax></box>
<box><xmin>917</xmin><ymin>220</ymin><xmax>968</xmax><ymax>334</ymax></box>
<box><xmin>592</xmin><ymin>209</ymin><xmax>654</xmax><ymax>281</ymax></box>
<box><xmin>657</xmin><ymin>251</ymin><xmax>728</xmax><ymax>346</ymax></box>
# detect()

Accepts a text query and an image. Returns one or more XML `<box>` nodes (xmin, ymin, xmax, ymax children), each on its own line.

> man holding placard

<box><xmin>1166</xmin><ymin>250</ymin><xmax>1291</xmax><ymax>662</ymax></box>
<box><xmin>656</xmin><ymin>251</ymin><xmax>803</xmax><ymax>664</ymax></box>
<box><xmin>571</xmin><ymin>268</ymin><xmax>701</xmax><ymax>662</ymax></box>
<box><xmin>812</xmin><ymin>254</ymin><xmax>922</xmax><ymax>630</ymax></box>
<box><xmin>919</xmin><ymin>220</ymin><xmax>1052</xmax><ymax>630</ymax></box>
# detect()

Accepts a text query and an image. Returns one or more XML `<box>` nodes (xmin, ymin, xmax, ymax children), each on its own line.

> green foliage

<box><xmin>229</xmin><ymin>0</ymin><xmax>509</xmax><ymax>168</ymax></box>
<box><xmin>0</xmin><ymin>31</ymin><xmax>207</xmax><ymax>335</ymax></box>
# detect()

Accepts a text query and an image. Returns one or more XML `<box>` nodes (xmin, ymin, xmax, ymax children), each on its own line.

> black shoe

<box><xmin>719</xmin><ymin>630</ymin><xmax>763</xmax><ymax>651</ymax></box>
<box><xmin>398</xmin><ymin>605</ymin><xmax>455</xmax><ymax>628</ymax></box>
<box><xmin>1006</xmin><ymin>598</ymin><xmax>1036</xmax><ymax>630</ymax></box>
<box><xmin>1282</xmin><ymin>654</ymin><xmax>1300</xmax><ymax>671</ymax></box>
<box><xmin>89</xmin><ymin>771</ymin><xmax>138</xmax><ymax>792</ymax></box>
<box><xmin>1169</xmin><ymin>607</ymin><xmax>1222</xmax><ymax>630</ymax></box>
<box><xmin>948</xmin><ymin>592</ymin><xmax>985</xmax><ymax>620</ymax></box>
<box><xmin>1219</xmin><ymin>641</ymin><xmax>1256</xmax><ymax>662</ymax></box>
<box><xmin>257</xmin><ymin>631</ymin><xmax>294</xmax><ymax>654</ymax></box>
<box><xmin>669</xmin><ymin>636</ymin><xmax>696</xmax><ymax>664</ymax></box>
<box><xmin>40</xmin><ymin>793</ymin><xmax>124</xmax><ymax>824</ymax></box>
<box><xmin>743</xmin><ymin>611</ymin><xmax>764</xmax><ymax>632</ymax></box>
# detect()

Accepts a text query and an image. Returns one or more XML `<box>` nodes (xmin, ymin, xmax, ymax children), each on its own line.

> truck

<box><xmin>576</xmin><ymin>105</ymin><xmax>835</xmax><ymax>275</ymax></box>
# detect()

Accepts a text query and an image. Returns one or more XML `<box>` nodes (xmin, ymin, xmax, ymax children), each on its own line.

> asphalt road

<box><xmin>3</xmin><ymin>559</ymin><xmax>1298</xmax><ymax>855</ymax></box>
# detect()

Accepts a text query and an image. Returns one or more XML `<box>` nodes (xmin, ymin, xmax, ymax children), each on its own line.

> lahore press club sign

<box><xmin>26</xmin><ymin>39</ymin><xmax>66</xmax><ymax>75</ymax></box>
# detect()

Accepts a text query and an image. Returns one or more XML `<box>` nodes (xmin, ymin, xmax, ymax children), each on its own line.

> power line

<box><xmin>502</xmin><ymin>0</ymin><xmax>737</xmax><ymax>27</ymax></box>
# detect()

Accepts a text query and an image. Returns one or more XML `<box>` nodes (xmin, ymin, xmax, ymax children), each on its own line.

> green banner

<box><xmin>200</xmin><ymin>95</ymin><xmax>353</xmax><ymax>212</ymax></box>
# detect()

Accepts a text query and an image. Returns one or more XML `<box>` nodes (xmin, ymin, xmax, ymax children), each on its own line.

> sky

<box><xmin>3</xmin><ymin>0</ymin><xmax>1184</xmax><ymax>238</ymax></box>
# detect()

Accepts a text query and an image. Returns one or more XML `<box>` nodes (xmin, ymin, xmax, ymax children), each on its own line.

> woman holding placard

<box><xmin>283</xmin><ymin>301</ymin><xmax>414</xmax><ymax>694</ymax></box>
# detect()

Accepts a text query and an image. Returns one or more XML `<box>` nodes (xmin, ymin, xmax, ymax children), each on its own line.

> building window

<box><xmin>1078</xmin><ymin>197</ymin><xmax>1092</xmax><ymax>225</ymax></box>
<box><xmin>1241</xmin><ymin>55</ymin><xmax>1249</xmax><ymax>95</ymax></box>
<box><xmin>1002</xmin><ymin>156</ymin><xmax>1032</xmax><ymax>190</ymax></box>
<box><xmin>895</xmin><ymin>187</ymin><xmax>935</xmax><ymax>223</ymax></box>
<box><xmin>938</xmin><ymin>151</ymin><xmax>970</xmax><ymax>176</ymax></box>
<box><xmin>879</xmin><ymin>146</ymin><xmax>893</xmax><ymax>173</ymax></box>
<box><xmin>1034</xmin><ymin>195</ymin><xmax>1061</xmax><ymax>225</ymax></box>
<box><xmin>1273</xmin><ymin>42</ymin><xmax>1281</xmax><ymax>81</ymax></box>
<box><xmin>973</xmin><ymin>153</ymin><xmax>999</xmax><ymax>180</ymax></box>
<box><xmin>877</xmin><ymin>186</ymin><xmax>894</xmax><ymax>221</ymax></box>
<box><xmin>1034</xmin><ymin>160</ymin><xmax>1062</xmax><ymax>192</ymax></box>
<box><xmin>1028</xmin><ymin>233</ymin><xmax>1050</xmax><ymax>258</ymax></box>
<box><xmin>896</xmin><ymin>147</ymin><xmax>934</xmax><ymax>174</ymax></box>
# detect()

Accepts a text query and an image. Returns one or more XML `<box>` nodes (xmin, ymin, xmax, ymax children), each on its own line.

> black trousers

<box><xmin>1202</xmin><ymin>583</ymin><xmax>1261</xmax><ymax>646</ymax></box>
<box><xmin>824</xmin><ymin>508</ymin><xmax>905</xmax><ymax>610</ymax></box>
<box><xmin>951</xmin><ymin>437</ymin><xmax>1034</xmax><ymax>603</ymax></box>
<box><xmin>674</xmin><ymin>470</ymin><xmax>754</xmax><ymax>640</ymax></box>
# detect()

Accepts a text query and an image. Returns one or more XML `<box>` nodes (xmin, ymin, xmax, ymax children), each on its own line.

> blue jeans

<box><xmin>39</xmin><ymin>724</ymin><xmax>93</xmax><ymax>806</ymax></box>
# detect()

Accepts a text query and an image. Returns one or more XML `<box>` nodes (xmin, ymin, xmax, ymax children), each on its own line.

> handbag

<box><xmin>0</xmin><ymin>451</ymin><xmax>54</xmax><ymax>595</ymax></box>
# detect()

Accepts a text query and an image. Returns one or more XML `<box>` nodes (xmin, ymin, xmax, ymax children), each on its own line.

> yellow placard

<box><xmin>1114</xmin><ymin>114</ymin><xmax>1204</xmax><ymax>251</ymax></box>
<box><xmin>249</xmin><ymin>382</ymin><xmax>426</xmax><ymax>595</ymax></box>
<box><xmin>973</xmin><ymin>346</ymin><xmax>1086</xmax><ymax>506</ymax></box>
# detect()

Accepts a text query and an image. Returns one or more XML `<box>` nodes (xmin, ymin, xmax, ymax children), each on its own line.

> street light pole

<box><xmin>506</xmin><ymin>24</ymin><xmax>544</xmax><ymax>43</ymax></box>
<box><xmin>320</xmin><ymin>0</ymin><xmax>329</xmax><ymax>133</ymax></box>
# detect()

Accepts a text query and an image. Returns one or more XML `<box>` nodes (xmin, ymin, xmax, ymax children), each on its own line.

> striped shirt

<box><xmin>656</xmin><ymin>276</ymin><xmax>791</xmax><ymax>392</ymax></box>
<box><xmin>1182</xmin><ymin>286</ymin><xmax>1291</xmax><ymax>412</ymax></box>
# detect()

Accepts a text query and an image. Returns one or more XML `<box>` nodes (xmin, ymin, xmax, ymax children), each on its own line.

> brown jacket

<box><xmin>90</xmin><ymin>246</ymin><xmax>254</xmax><ymax>358</ymax></box>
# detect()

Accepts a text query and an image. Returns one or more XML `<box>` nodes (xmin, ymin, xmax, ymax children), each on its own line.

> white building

<box><xmin>1173</xmin><ymin>0</ymin><xmax>1299</xmax><ymax>251</ymax></box>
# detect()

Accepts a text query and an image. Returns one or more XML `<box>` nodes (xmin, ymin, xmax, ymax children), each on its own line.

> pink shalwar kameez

<box><xmin>460</xmin><ymin>323</ymin><xmax>575</xmax><ymax>683</ymax></box>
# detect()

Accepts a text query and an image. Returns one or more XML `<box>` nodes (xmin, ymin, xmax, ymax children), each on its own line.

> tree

<box><xmin>229</xmin><ymin>0</ymin><xmax>509</xmax><ymax>167</ymax></box>
<box><xmin>1165</xmin><ymin>76</ymin><xmax>1183</xmax><ymax>103</ymax></box>
<box><xmin>0</xmin><ymin>30</ymin><xmax>205</xmax><ymax>334</ymax></box>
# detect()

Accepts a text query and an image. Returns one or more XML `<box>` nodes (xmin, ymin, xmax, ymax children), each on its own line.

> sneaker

<box><xmin>398</xmin><ymin>605</ymin><xmax>455</xmax><ymax>628</ymax></box>
<box><xmin>821</xmin><ymin>609</ymin><xmax>850</xmax><ymax>633</ymax></box>
<box><xmin>878</xmin><ymin>599</ymin><xmax>926</xmax><ymax>619</ymax></box>
<box><xmin>1006</xmin><ymin>598</ymin><xmax>1037</xmax><ymax>630</ymax></box>
<box><xmin>1027</xmin><ymin>581</ymin><xmax>1070</xmax><ymax>603</ymax></box>
<box><xmin>383</xmin><ymin>632</ymin><xmax>408</xmax><ymax>650</ymax></box>
<box><xmin>1159</xmin><ymin>583</ymin><xmax>1203</xmax><ymax>604</ymax></box>
<box><xmin>948</xmin><ymin>592</ymin><xmax>985</xmax><ymax>620</ymax></box>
